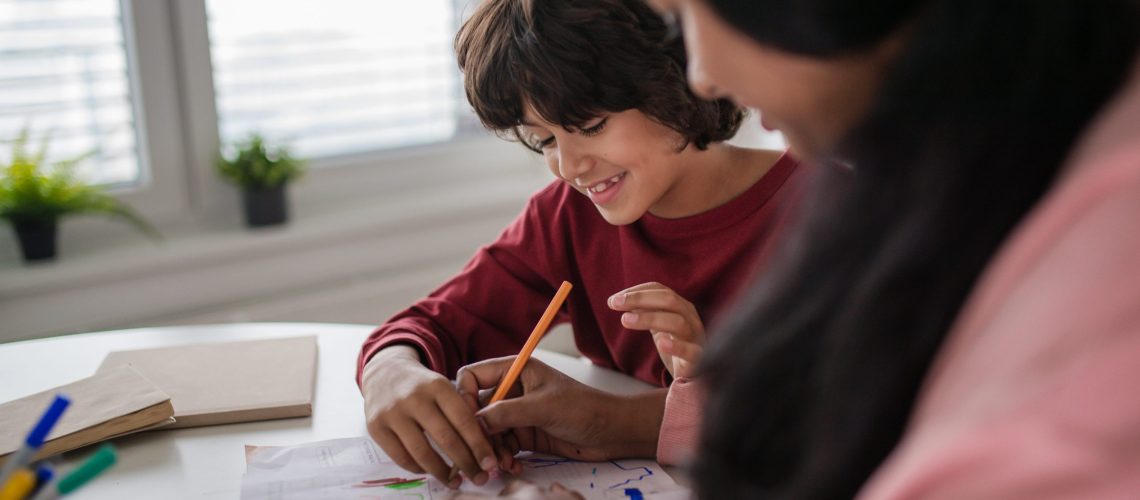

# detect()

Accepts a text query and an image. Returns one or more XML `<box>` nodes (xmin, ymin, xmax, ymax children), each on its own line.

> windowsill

<box><xmin>0</xmin><ymin>146</ymin><xmax>550</xmax><ymax>342</ymax></box>
<box><xmin>0</xmin><ymin>173</ymin><xmax>543</xmax><ymax>296</ymax></box>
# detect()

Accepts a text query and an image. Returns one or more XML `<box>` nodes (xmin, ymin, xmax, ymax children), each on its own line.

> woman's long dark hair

<box><xmin>695</xmin><ymin>1</ymin><xmax>1140</xmax><ymax>498</ymax></box>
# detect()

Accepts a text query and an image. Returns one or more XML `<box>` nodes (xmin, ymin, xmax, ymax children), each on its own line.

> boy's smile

<box><xmin>578</xmin><ymin>172</ymin><xmax>628</xmax><ymax>206</ymax></box>
<box><xmin>522</xmin><ymin>108</ymin><xmax>773</xmax><ymax>226</ymax></box>
<box><xmin>522</xmin><ymin>108</ymin><xmax>691</xmax><ymax>226</ymax></box>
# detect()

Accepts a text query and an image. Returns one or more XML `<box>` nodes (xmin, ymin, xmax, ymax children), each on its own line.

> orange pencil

<box><xmin>447</xmin><ymin>280</ymin><xmax>573</xmax><ymax>482</ymax></box>
<box><xmin>489</xmin><ymin>280</ymin><xmax>573</xmax><ymax>404</ymax></box>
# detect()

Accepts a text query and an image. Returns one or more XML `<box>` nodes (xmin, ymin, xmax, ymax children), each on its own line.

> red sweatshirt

<box><xmin>357</xmin><ymin>153</ymin><xmax>802</xmax><ymax>387</ymax></box>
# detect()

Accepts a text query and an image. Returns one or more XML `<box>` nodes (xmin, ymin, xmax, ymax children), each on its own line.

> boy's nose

<box><xmin>557</xmin><ymin>147</ymin><xmax>594</xmax><ymax>180</ymax></box>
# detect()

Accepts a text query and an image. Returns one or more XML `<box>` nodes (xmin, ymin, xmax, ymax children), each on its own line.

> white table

<box><xmin>0</xmin><ymin>323</ymin><xmax>656</xmax><ymax>499</ymax></box>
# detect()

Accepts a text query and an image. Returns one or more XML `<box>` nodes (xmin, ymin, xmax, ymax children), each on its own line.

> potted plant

<box><xmin>216</xmin><ymin>133</ymin><xmax>306</xmax><ymax>227</ymax></box>
<box><xmin>0</xmin><ymin>128</ymin><xmax>158</xmax><ymax>263</ymax></box>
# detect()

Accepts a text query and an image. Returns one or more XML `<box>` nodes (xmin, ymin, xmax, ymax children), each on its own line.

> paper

<box><xmin>241</xmin><ymin>437</ymin><xmax>689</xmax><ymax>499</ymax></box>
<box><xmin>99</xmin><ymin>336</ymin><xmax>317</xmax><ymax>428</ymax></box>
<box><xmin>0</xmin><ymin>365</ymin><xmax>174</xmax><ymax>465</ymax></box>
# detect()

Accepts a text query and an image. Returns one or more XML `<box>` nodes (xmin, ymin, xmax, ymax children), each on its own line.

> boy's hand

<box><xmin>608</xmin><ymin>282</ymin><xmax>706</xmax><ymax>379</ymax></box>
<box><xmin>361</xmin><ymin>345</ymin><xmax>498</xmax><ymax>488</ymax></box>
<box><xmin>456</xmin><ymin>357</ymin><xmax>666</xmax><ymax>474</ymax></box>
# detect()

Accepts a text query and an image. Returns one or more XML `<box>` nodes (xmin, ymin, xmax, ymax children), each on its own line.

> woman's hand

<box><xmin>361</xmin><ymin>345</ymin><xmax>499</xmax><ymax>488</ymax></box>
<box><xmin>609</xmin><ymin>282</ymin><xmax>706</xmax><ymax>379</ymax></box>
<box><xmin>454</xmin><ymin>480</ymin><xmax>584</xmax><ymax>499</ymax></box>
<box><xmin>456</xmin><ymin>357</ymin><xmax>667</xmax><ymax>474</ymax></box>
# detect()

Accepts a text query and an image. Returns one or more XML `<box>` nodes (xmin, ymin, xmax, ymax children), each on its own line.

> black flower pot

<box><xmin>12</xmin><ymin>218</ymin><xmax>59</xmax><ymax>262</ymax></box>
<box><xmin>242</xmin><ymin>184</ymin><xmax>289</xmax><ymax>227</ymax></box>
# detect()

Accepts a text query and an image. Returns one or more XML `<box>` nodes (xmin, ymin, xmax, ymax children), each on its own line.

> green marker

<box><xmin>33</xmin><ymin>444</ymin><xmax>116</xmax><ymax>499</ymax></box>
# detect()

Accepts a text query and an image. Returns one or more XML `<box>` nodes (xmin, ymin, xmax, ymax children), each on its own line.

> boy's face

<box><xmin>521</xmin><ymin>108</ymin><xmax>692</xmax><ymax>226</ymax></box>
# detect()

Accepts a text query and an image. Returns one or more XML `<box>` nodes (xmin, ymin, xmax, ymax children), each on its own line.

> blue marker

<box><xmin>0</xmin><ymin>394</ymin><xmax>70</xmax><ymax>485</ymax></box>
<box><xmin>31</xmin><ymin>464</ymin><xmax>55</xmax><ymax>497</ymax></box>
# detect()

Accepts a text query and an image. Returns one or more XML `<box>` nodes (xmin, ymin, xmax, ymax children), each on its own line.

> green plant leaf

<box><xmin>0</xmin><ymin>126</ymin><xmax>160</xmax><ymax>240</ymax></box>
<box><xmin>215</xmin><ymin>132</ymin><xmax>306</xmax><ymax>189</ymax></box>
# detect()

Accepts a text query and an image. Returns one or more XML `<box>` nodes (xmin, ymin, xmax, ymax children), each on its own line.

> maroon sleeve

<box><xmin>356</xmin><ymin>185</ymin><xmax>571</xmax><ymax>386</ymax></box>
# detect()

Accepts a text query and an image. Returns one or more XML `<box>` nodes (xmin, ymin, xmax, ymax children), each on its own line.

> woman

<box><xmin>646</xmin><ymin>0</ymin><xmax>1140</xmax><ymax>498</ymax></box>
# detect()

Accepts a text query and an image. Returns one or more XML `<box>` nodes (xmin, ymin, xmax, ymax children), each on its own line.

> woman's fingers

<box><xmin>456</xmin><ymin>357</ymin><xmax>516</xmax><ymax>403</ymax></box>
<box><xmin>477</xmin><ymin>396</ymin><xmax>552</xmax><ymax>435</ymax></box>
<box><xmin>457</xmin><ymin>355</ymin><xmax>535</xmax><ymax>406</ymax></box>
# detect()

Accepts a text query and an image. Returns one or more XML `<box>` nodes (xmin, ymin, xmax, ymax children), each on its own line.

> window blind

<box><xmin>206</xmin><ymin>1</ymin><xmax>461</xmax><ymax>162</ymax></box>
<box><xmin>0</xmin><ymin>0</ymin><xmax>141</xmax><ymax>186</ymax></box>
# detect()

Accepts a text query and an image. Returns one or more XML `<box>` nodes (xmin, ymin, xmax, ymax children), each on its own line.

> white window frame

<box><xmin>0</xmin><ymin>0</ymin><xmax>546</xmax><ymax>342</ymax></box>
<box><xmin>1</xmin><ymin>0</ymin><xmax>511</xmax><ymax>256</ymax></box>
<box><xmin>170</xmin><ymin>0</ymin><xmax>502</xmax><ymax>227</ymax></box>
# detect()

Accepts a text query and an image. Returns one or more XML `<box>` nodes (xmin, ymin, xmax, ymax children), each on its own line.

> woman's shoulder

<box><xmin>858</xmin><ymin>67</ymin><xmax>1140</xmax><ymax>500</ymax></box>
<box><xmin>856</xmin><ymin>146</ymin><xmax>1140</xmax><ymax>500</ymax></box>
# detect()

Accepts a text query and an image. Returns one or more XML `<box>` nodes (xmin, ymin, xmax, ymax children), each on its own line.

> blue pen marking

<box><xmin>607</xmin><ymin>461</ymin><xmax>654</xmax><ymax>489</ymax></box>
<box><xmin>624</xmin><ymin>487</ymin><xmax>644</xmax><ymax>499</ymax></box>
<box><xmin>518</xmin><ymin>456</ymin><xmax>577</xmax><ymax>468</ymax></box>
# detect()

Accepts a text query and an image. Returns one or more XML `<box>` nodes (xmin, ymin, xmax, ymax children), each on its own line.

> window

<box><xmin>0</xmin><ymin>0</ymin><xmax>519</xmax><ymax>260</ymax></box>
<box><xmin>205</xmin><ymin>0</ymin><xmax>461</xmax><ymax>162</ymax></box>
<box><xmin>0</xmin><ymin>0</ymin><xmax>141</xmax><ymax>187</ymax></box>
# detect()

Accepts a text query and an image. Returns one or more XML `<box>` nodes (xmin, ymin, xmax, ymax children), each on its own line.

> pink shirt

<box><xmin>658</xmin><ymin>377</ymin><xmax>704</xmax><ymax>466</ymax></box>
<box><xmin>859</xmin><ymin>60</ymin><xmax>1140</xmax><ymax>498</ymax></box>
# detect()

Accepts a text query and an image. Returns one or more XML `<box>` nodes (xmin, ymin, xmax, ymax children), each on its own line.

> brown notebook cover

<box><xmin>97</xmin><ymin>336</ymin><xmax>318</xmax><ymax>429</ymax></box>
<box><xmin>0</xmin><ymin>365</ymin><xmax>175</xmax><ymax>466</ymax></box>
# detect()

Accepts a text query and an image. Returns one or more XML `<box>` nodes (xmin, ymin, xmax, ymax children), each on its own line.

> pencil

<box><xmin>488</xmin><ymin>280</ymin><xmax>573</xmax><ymax>404</ymax></box>
<box><xmin>447</xmin><ymin>280</ymin><xmax>573</xmax><ymax>483</ymax></box>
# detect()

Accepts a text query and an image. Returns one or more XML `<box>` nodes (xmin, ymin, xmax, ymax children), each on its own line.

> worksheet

<box><xmin>240</xmin><ymin>437</ymin><xmax>689</xmax><ymax>499</ymax></box>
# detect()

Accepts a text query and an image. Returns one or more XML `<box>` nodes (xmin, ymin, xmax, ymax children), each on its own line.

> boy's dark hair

<box><xmin>455</xmin><ymin>0</ymin><xmax>744</xmax><ymax>153</ymax></box>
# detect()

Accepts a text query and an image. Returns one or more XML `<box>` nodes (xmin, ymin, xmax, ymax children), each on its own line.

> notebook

<box><xmin>97</xmin><ymin>336</ymin><xmax>318</xmax><ymax>429</ymax></box>
<box><xmin>0</xmin><ymin>365</ymin><xmax>175</xmax><ymax>466</ymax></box>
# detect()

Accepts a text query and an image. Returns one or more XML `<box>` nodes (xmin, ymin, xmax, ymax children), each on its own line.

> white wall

<box><xmin>0</xmin><ymin>124</ymin><xmax>782</xmax><ymax>351</ymax></box>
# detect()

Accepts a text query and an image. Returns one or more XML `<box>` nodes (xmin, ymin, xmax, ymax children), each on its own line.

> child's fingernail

<box><xmin>610</xmin><ymin>293</ymin><xmax>625</xmax><ymax>307</ymax></box>
<box><xmin>622</xmin><ymin>312</ymin><xmax>638</xmax><ymax>325</ymax></box>
<box><xmin>658</xmin><ymin>337</ymin><xmax>674</xmax><ymax>352</ymax></box>
<box><xmin>481</xmin><ymin>456</ymin><xmax>498</xmax><ymax>471</ymax></box>
<box><xmin>474</xmin><ymin>471</ymin><xmax>490</xmax><ymax>485</ymax></box>
<box><xmin>449</xmin><ymin>477</ymin><xmax>462</xmax><ymax>489</ymax></box>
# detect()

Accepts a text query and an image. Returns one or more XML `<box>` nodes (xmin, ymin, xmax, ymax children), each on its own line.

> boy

<box><xmin>358</xmin><ymin>0</ymin><xmax>802</xmax><ymax>487</ymax></box>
